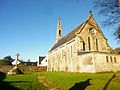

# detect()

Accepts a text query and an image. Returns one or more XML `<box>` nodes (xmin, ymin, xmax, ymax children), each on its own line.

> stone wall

<box><xmin>48</xmin><ymin>35</ymin><xmax>119</xmax><ymax>73</ymax></box>
<box><xmin>78</xmin><ymin>53</ymin><xmax>95</xmax><ymax>73</ymax></box>
<box><xmin>0</xmin><ymin>65</ymin><xmax>13</xmax><ymax>73</ymax></box>
<box><xmin>48</xmin><ymin>39</ymin><xmax>77</xmax><ymax>72</ymax></box>
<box><xmin>78</xmin><ymin>52</ymin><xmax>120</xmax><ymax>73</ymax></box>
<box><xmin>0</xmin><ymin>65</ymin><xmax>47</xmax><ymax>73</ymax></box>
<box><xmin>93</xmin><ymin>53</ymin><xmax>120</xmax><ymax>72</ymax></box>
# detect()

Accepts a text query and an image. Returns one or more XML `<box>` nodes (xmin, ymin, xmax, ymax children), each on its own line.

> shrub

<box><xmin>0</xmin><ymin>60</ymin><xmax>12</xmax><ymax>65</ymax></box>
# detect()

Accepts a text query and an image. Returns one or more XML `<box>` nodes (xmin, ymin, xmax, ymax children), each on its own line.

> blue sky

<box><xmin>0</xmin><ymin>0</ymin><xmax>119</xmax><ymax>61</ymax></box>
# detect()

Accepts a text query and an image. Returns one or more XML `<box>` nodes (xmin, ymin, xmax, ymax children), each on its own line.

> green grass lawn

<box><xmin>39</xmin><ymin>72</ymin><xmax>120</xmax><ymax>90</ymax></box>
<box><xmin>1</xmin><ymin>72</ymin><xmax>120</xmax><ymax>90</ymax></box>
<box><xmin>1</xmin><ymin>72</ymin><xmax>44</xmax><ymax>90</ymax></box>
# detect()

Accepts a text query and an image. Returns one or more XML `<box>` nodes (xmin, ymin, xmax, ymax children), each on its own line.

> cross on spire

<box><xmin>15</xmin><ymin>53</ymin><xmax>20</xmax><ymax>66</ymax></box>
<box><xmin>16</xmin><ymin>53</ymin><xmax>19</xmax><ymax>60</ymax></box>
<box><xmin>89</xmin><ymin>10</ymin><xmax>92</xmax><ymax>16</ymax></box>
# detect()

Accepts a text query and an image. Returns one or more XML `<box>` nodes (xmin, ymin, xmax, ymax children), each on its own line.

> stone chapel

<box><xmin>48</xmin><ymin>11</ymin><xmax>120</xmax><ymax>73</ymax></box>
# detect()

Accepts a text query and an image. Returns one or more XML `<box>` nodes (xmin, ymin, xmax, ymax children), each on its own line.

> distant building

<box><xmin>48</xmin><ymin>11</ymin><xmax>120</xmax><ymax>73</ymax></box>
<box><xmin>37</xmin><ymin>56</ymin><xmax>48</xmax><ymax>66</ymax></box>
<box><xmin>21</xmin><ymin>59</ymin><xmax>37</xmax><ymax>66</ymax></box>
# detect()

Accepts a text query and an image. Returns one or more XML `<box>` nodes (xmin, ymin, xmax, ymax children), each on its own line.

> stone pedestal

<box><xmin>7</xmin><ymin>66</ymin><xmax>23</xmax><ymax>75</ymax></box>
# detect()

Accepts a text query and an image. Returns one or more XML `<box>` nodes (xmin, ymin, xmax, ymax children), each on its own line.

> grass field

<box><xmin>39</xmin><ymin>72</ymin><xmax>120</xmax><ymax>90</ymax></box>
<box><xmin>0</xmin><ymin>72</ymin><xmax>120</xmax><ymax>90</ymax></box>
<box><xmin>0</xmin><ymin>72</ymin><xmax>44</xmax><ymax>90</ymax></box>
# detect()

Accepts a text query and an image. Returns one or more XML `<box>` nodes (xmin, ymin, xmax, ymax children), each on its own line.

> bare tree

<box><xmin>114</xmin><ymin>25</ymin><xmax>120</xmax><ymax>41</ymax></box>
<box><xmin>93</xmin><ymin>0</ymin><xmax>120</xmax><ymax>42</ymax></box>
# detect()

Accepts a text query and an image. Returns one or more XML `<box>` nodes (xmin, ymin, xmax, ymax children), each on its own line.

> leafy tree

<box><xmin>3</xmin><ymin>56</ymin><xmax>14</xmax><ymax>62</ymax></box>
<box><xmin>0</xmin><ymin>56</ymin><xmax>14</xmax><ymax>65</ymax></box>
<box><xmin>93</xmin><ymin>0</ymin><xmax>120</xmax><ymax>42</ymax></box>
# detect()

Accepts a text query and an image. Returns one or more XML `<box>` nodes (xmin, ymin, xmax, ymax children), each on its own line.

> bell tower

<box><xmin>56</xmin><ymin>16</ymin><xmax>62</xmax><ymax>43</ymax></box>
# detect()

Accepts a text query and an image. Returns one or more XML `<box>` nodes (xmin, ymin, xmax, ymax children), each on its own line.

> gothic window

<box><xmin>71</xmin><ymin>46</ymin><xmax>72</xmax><ymax>58</ymax></box>
<box><xmin>62</xmin><ymin>50</ymin><xmax>64</xmax><ymax>59</ymax></box>
<box><xmin>88</xmin><ymin>37</ymin><xmax>91</xmax><ymax>50</ymax></box>
<box><xmin>89</xmin><ymin>28</ymin><xmax>93</xmax><ymax>32</ymax></box>
<box><xmin>83</xmin><ymin>42</ymin><xmax>85</xmax><ymax>51</ymax></box>
<box><xmin>96</xmin><ymin>38</ymin><xmax>98</xmax><ymax>51</ymax></box>
<box><xmin>89</xmin><ymin>28</ymin><xmax>95</xmax><ymax>35</ymax></box>
<box><xmin>106</xmin><ymin>56</ymin><xmax>109</xmax><ymax>62</ymax></box>
<box><xmin>110</xmin><ymin>57</ymin><xmax>112</xmax><ymax>63</ymax></box>
<box><xmin>59</xmin><ymin>30</ymin><xmax>61</xmax><ymax>35</ymax></box>
<box><xmin>78</xmin><ymin>36</ymin><xmax>85</xmax><ymax>51</ymax></box>
<box><xmin>114</xmin><ymin>57</ymin><xmax>117</xmax><ymax>63</ymax></box>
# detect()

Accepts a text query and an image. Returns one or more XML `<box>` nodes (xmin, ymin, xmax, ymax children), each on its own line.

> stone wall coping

<box><xmin>78</xmin><ymin>51</ymin><xmax>120</xmax><ymax>56</ymax></box>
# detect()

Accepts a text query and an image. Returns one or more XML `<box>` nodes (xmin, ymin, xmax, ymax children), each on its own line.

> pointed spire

<box><xmin>58</xmin><ymin>16</ymin><xmax>61</xmax><ymax>21</ymax></box>
<box><xmin>57</xmin><ymin>16</ymin><xmax>62</xmax><ymax>28</ymax></box>
<box><xmin>56</xmin><ymin>16</ymin><xmax>62</xmax><ymax>43</ymax></box>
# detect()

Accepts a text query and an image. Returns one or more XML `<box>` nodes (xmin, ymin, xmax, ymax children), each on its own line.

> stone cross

<box><xmin>15</xmin><ymin>53</ymin><xmax>20</xmax><ymax>66</ymax></box>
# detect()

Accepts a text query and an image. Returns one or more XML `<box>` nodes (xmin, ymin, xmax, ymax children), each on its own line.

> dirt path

<box><xmin>37</xmin><ymin>76</ymin><xmax>60</xmax><ymax>90</ymax></box>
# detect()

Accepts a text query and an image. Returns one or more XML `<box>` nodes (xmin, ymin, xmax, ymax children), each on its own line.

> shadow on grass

<box><xmin>0</xmin><ymin>71</ymin><xmax>28</xmax><ymax>90</ymax></box>
<box><xmin>69</xmin><ymin>79</ymin><xmax>92</xmax><ymax>90</ymax></box>
<box><xmin>103</xmin><ymin>73</ymin><xmax>116</xmax><ymax>90</ymax></box>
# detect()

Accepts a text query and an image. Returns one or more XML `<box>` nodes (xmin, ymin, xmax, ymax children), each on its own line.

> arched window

<box><xmin>59</xmin><ymin>30</ymin><xmax>61</xmax><ymax>35</ymax></box>
<box><xmin>89</xmin><ymin>28</ymin><xmax>93</xmax><ymax>33</ymax></box>
<box><xmin>89</xmin><ymin>28</ymin><xmax>93</xmax><ymax>35</ymax></box>
<box><xmin>106</xmin><ymin>56</ymin><xmax>109</xmax><ymax>62</ymax></box>
<box><xmin>114</xmin><ymin>57</ymin><xmax>117</xmax><ymax>63</ymax></box>
<box><xmin>83</xmin><ymin>42</ymin><xmax>85</xmax><ymax>51</ymax></box>
<box><xmin>110</xmin><ymin>57</ymin><xmax>113</xmax><ymax>63</ymax></box>
<box><xmin>96</xmin><ymin>38</ymin><xmax>98</xmax><ymax>51</ymax></box>
<box><xmin>88</xmin><ymin>37</ymin><xmax>91</xmax><ymax>50</ymax></box>
<box><xmin>78</xmin><ymin>36</ymin><xmax>85</xmax><ymax>51</ymax></box>
<box><xmin>71</xmin><ymin>46</ymin><xmax>72</xmax><ymax>58</ymax></box>
<box><xmin>89</xmin><ymin>28</ymin><xmax>96</xmax><ymax>35</ymax></box>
